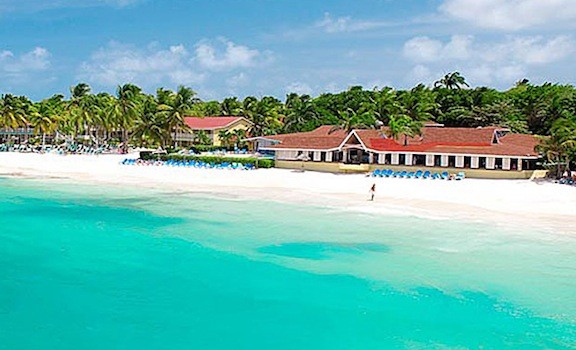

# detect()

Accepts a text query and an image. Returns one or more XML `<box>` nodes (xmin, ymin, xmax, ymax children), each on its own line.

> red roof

<box><xmin>264</xmin><ymin>125</ymin><xmax>541</xmax><ymax>157</ymax></box>
<box><xmin>359</xmin><ymin>128</ymin><xmax>540</xmax><ymax>157</ymax></box>
<box><xmin>183</xmin><ymin>116</ymin><xmax>248</xmax><ymax>130</ymax></box>
<box><xmin>265</xmin><ymin>126</ymin><xmax>347</xmax><ymax>150</ymax></box>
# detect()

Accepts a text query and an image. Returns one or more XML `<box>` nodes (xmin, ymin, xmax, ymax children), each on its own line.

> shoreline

<box><xmin>1</xmin><ymin>152</ymin><xmax>575</xmax><ymax>234</ymax></box>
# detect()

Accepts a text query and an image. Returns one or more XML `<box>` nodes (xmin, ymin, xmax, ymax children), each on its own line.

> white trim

<box><xmin>259</xmin><ymin>147</ymin><xmax>341</xmax><ymax>152</ymax></box>
<box><xmin>185</xmin><ymin>117</ymin><xmax>253</xmax><ymax>131</ymax></box>
<box><xmin>363</xmin><ymin>148</ymin><xmax>538</xmax><ymax>159</ymax></box>
<box><xmin>337</xmin><ymin>130</ymin><xmax>369</xmax><ymax>151</ymax></box>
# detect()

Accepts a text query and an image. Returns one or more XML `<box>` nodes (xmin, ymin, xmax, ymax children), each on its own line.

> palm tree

<box><xmin>221</xmin><ymin>97</ymin><xmax>243</xmax><ymax>116</ymax></box>
<box><xmin>0</xmin><ymin>94</ymin><xmax>28</xmax><ymax>131</ymax></box>
<box><xmin>386</xmin><ymin>115</ymin><xmax>423</xmax><ymax>146</ymax></box>
<box><xmin>131</xmin><ymin>97</ymin><xmax>169</xmax><ymax>147</ymax></box>
<box><xmin>537</xmin><ymin>116</ymin><xmax>576</xmax><ymax>177</ymax></box>
<box><xmin>31</xmin><ymin>97</ymin><xmax>63</xmax><ymax>147</ymax></box>
<box><xmin>434</xmin><ymin>72</ymin><xmax>470</xmax><ymax>90</ymax></box>
<box><xmin>111</xmin><ymin>84</ymin><xmax>143</xmax><ymax>153</ymax></box>
<box><xmin>329</xmin><ymin>108</ymin><xmax>375</xmax><ymax>134</ymax></box>
<box><xmin>217</xmin><ymin>129</ymin><xmax>233</xmax><ymax>147</ymax></box>
<box><xmin>157</xmin><ymin>86</ymin><xmax>200</xmax><ymax>147</ymax></box>
<box><xmin>66</xmin><ymin>83</ymin><xmax>96</xmax><ymax>142</ymax></box>
<box><xmin>283</xmin><ymin>93</ymin><xmax>318</xmax><ymax>133</ymax></box>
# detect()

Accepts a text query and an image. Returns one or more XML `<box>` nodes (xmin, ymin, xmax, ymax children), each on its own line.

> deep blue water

<box><xmin>1</xmin><ymin>177</ymin><xmax>575</xmax><ymax>349</ymax></box>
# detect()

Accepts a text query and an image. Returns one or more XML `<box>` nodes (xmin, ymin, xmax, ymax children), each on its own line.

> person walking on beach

<box><xmin>369</xmin><ymin>183</ymin><xmax>376</xmax><ymax>201</ymax></box>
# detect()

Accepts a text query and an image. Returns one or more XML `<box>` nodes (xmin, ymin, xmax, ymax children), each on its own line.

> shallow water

<box><xmin>1</xmin><ymin>177</ymin><xmax>575</xmax><ymax>349</ymax></box>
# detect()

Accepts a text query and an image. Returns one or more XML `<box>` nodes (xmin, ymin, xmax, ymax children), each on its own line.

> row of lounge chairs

<box><xmin>371</xmin><ymin>169</ymin><xmax>465</xmax><ymax>180</ymax></box>
<box><xmin>121</xmin><ymin>158</ymin><xmax>256</xmax><ymax>170</ymax></box>
<box><xmin>0</xmin><ymin>143</ymin><xmax>120</xmax><ymax>155</ymax></box>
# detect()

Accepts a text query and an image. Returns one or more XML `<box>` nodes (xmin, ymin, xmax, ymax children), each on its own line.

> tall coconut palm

<box><xmin>0</xmin><ymin>94</ymin><xmax>28</xmax><ymax>131</ymax></box>
<box><xmin>110</xmin><ymin>84</ymin><xmax>143</xmax><ymax>153</ymax></box>
<box><xmin>537</xmin><ymin>116</ymin><xmax>576</xmax><ymax>177</ymax></box>
<box><xmin>329</xmin><ymin>108</ymin><xmax>375</xmax><ymax>134</ymax></box>
<box><xmin>434</xmin><ymin>72</ymin><xmax>470</xmax><ymax>90</ymax></box>
<box><xmin>157</xmin><ymin>85</ymin><xmax>199</xmax><ymax>147</ymax></box>
<box><xmin>283</xmin><ymin>93</ymin><xmax>318</xmax><ymax>133</ymax></box>
<box><xmin>386</xmin><ymin>115</ymin><xmax>423</xmax><ymax>146</ymax></box>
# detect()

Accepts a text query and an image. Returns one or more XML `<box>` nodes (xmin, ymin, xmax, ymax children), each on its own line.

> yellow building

<box><xmin>177</xmin><ymin>116</ymin><xmax>252</xmax><ymax>146</ymax></box>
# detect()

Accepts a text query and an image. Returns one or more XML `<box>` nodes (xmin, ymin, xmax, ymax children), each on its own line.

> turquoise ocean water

<box><xmin>1</xmin><ymin>177</ymin><xmax>576</xmax><ymax>349</ymax></box>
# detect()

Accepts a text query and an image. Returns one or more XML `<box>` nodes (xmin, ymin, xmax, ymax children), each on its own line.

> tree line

<box><xmin>1</xmin><ymin>72</ymin><xmax>575</xmax><ymax>168</ymax></box>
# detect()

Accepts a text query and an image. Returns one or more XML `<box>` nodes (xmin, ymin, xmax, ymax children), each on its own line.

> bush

<box><xmin>190</xmin><ymin>145</ymin><xmax>235</xmax><ymax>153</ymax></box>
<box><xmin>158</xmin><ymin>154</ymin><xmax>275</xmax><ymax>168</ymax></box>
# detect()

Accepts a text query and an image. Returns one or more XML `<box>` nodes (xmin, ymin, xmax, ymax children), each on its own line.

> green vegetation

<box><xmin>1</xmin><ymin>73</ymin><xmax>576</xmax><ymax>171</ymax></box>
<box><xmin>158</xmin><ymin>154</ymin><xmax>274</xmax><ymax>168</ymax></box>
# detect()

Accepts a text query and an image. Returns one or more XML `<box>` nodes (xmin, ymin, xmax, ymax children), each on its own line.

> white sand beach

<box><xmin>1</xmin><ymin>152</ymin><xmax>575</xmax><ymax>233</ymax></box>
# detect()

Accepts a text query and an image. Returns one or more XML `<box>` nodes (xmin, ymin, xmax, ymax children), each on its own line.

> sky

<box><xmin>1</xmin><ymin>0</ymin><xmax>575</xmax><ymax>101</ymax></box>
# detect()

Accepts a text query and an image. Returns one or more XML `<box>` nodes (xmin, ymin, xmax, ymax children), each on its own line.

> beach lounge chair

<box><xmin>407</xmin><ymin>171</ymin><xmax>415</xmax><ymax>179</ymax></box>
<box><xmin>441</xmin><ymin>171</ymin><xmax>449</xmax><ymax>180</ymax></box>
<box><xmin>415</xmin><ymin>170</ymin><xmax>423</xmax><ymax>179</ymax></box>
<box><xmin>431</xmin><ymin>173</ymin><xmax>441</xmax><ymax>180</ymax></box>
<box><xmin>455</xmin><ymin>172</ymin><xmax>466</xmax><ymax>180</ymax></box>
<box><xmin>398</xmin><ymin>171</ymin><xmax>407</xmax><ymax>178</ymax></box>
<box><xmin>372</xmin><ymin>169</ymin><xmax>381</xmax><ymax>177</ymax></box>
<box><xmin>423</xmin><ymin>170</ymin><xmax>431</xmax><ymax>179</ymax></box>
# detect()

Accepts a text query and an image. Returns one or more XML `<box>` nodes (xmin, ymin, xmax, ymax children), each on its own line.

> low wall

<box><xmin>275</xmin><ymin>160</ymin><xmax>342</xmax><ymax>173</ymax></box>
<box><xmin>368</xmin><ymin>164</ymin><xmax>541</xmax><ymax>179</ymax></box>
<box><xmin>275</xmin><ymin>160</ymin><xmax>546</xmax><ymax>179</ymax></box>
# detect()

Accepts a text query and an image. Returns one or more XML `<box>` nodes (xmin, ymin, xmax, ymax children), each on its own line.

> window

<box><xmin>320</xmin><ymin>152</ymin><xmax>326</xmax><ymax>162</ymax></box>
<box><xmin>479</xmin><ymin>157</ymin><xmax>487</xmax><ymax>168</ymax></box>
<box><xmin>495</xmin><ymin>158</ymin><xmax>503</xmax><ymax>169</ymax></box>
<box><xmin>434</xmin><ymin>155</ymin><xmax>442</xmax><ymax>166</ymax></box>
<box><xmin>415</xmin><ymin>155</ymin><xmax>426</xmax><ymax>166</ymax></box>
<box><xmin>399</xmin><ymin>154</ymin><xmax>406</xmax><ymax>165</ymax></box>
<box><xmin>510</xmin><ymin>158</ymin><xmax>518</xmax><ymax>170</ymax></box>
<box><xmin>385</xmin><ymin>154</ymin><xmax>392</xmax><ymax>164</ymax></box>
<box><xmin>464</xmin><ymin>156</ymin><xmax>471</xmax><ymax>168</ymax></box>
<box><xmin>448</xmin><ymin>156</ymin><xmax>456</xmax><ymax>167</ymax></box>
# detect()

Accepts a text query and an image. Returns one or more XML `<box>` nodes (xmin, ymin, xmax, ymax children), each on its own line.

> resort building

<box><xmin>175</xmin><ymin>116</ymin><xmax>252</xmax><ymax>146</ymax></box>
<box><xmin>257</xmin><ymin>125</ymin><xmax>543</xmax><ymax>179</ymax></box>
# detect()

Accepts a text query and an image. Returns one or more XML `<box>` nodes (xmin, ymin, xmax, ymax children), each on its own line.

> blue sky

<box><xmin>1</xmin><ymin>0</ymin><xmax>575</xmax><ymax>101</ymax></box>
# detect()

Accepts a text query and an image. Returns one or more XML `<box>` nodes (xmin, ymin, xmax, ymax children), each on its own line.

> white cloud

<box><xmin>403</xmin><ymin>34</ymin><xmax>575</xmax><ymax>86</ymax></box>
<box><xmin>404</xmin><ymin>35</ymin><xmax>574</xmax><ymax>65</ymax></box>
<box><xmin>195</xmin><ymin>39</ymin><xmax>263</xmax><ymax>71</ymax></box>
<box><xmin>440</xmin><ymin>0</ymin><xmax>576</xmax><ymax>30</ymax></box>
<box><xmin>315</xmin><ymin>12</ymin><xmax>391</xmax><ymax>33</ymax></box>
<box><xmin>78</xmin><ymin>39</ymin><xmax>271</xmax><ymax>92</ymax></box>
<box><xmin>285</xmin><ymin>82</ymin><xmax>313</xmax><ymax>95</ymax></box>
<box><xmin>0</xmin><ymin>47</ymin><xmax>51</xmax><ymax>84</ymax></box>
<box><xmin>78</xmin><ymin>42</ymin><xmax>205</xmax><ymax>86</ymax></box>
<box><xmin>403</xmin><ymin>35</ymin><xmax>472</xmax><ymax>62</ymax></box>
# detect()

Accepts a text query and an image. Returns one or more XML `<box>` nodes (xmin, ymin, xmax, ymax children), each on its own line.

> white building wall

<box><xmin>517</xmin><ymin>158</ymin><xmax>522</xmax><ymax>171</ymax></box>
<box><xmin>425</xmin><ymin>154</ymin><xmax>434</xmax><ymax>166</ymax></box>
<box><xmin>377</xmin><ymin>153</ymin><xmax>385</xmax><ymax>164</ymax></box>
<box><xmin>405</xmin><ymin>153</ymin><xmax>412</xmax><ymax>165</ymax></box>
<box><xmin>440</xmin><ymin>155</ymin><xmax>449</xmax><ymax>167</ymax></box>
<box><xmin>502</xmin><ymin>157</ymin><xmax>511</xmax><ymax>170</ymax></box>
<box><xmin>486</xmin><ymin>157</ymin><xmax>496</xmax><ymax>169</ymax></box>
<box><xmin>326</xmin><ymin>152</ymin><xmax>333</xmax><ymax>162</ymax></box>
<box><xmin>313</xmin><ymin>151</ymin><xmax>321</xmax><ymax>162</ymax></box>
<box><xmin>471</xmin><ymin>156</ymin><xmax>479</xmax><ymax>169</ymax></box>
<box><xmin>455</xmin><ymin>156</ymin><xmax>464</xmax><ymax>168</ymax></box>
<box><xmin>391</xmin><ymin>153</ymin><xmax>399</xmax><ymax>165</ymax></box>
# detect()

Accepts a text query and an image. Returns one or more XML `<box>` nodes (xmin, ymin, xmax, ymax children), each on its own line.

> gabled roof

<box><xmin>263</xmin><ymin>125</ymin><xmax>541</xmax><ymax>158</ymax></box>
<box><xmin>183</xmin><ymin>116</ymin><xmax>251</xmax><ymax>130</ymax></box>
<box><xmin>361</xmin><ymin>128</ymin><xmax>539</xmax><ymax>157</ymax></box>
<box><xmin>263</xmin><ymin>126</ymin><xmax>348</xmax><ymax>150</ymax></box>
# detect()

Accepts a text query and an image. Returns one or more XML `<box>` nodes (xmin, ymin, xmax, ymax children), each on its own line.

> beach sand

<box><xmin>1</xmin><ymin>152</ymin><xmax>575</xmax><ymax>233</ymax></box>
